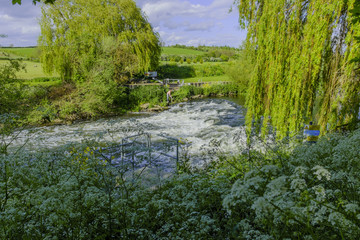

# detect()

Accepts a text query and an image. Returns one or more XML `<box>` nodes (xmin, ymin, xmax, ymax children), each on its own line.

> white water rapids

<box><xmin>11</xmin><ymin>98</ymin><xmax>248</xmax><ymax>167</ymax></box>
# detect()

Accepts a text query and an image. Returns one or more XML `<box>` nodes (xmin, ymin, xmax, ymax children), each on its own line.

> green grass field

<box><xmin>1</xmin><ymin>47</ymin><xmax>39</xmax><ymax>59</ymax></box>
<box><xmin>0</xmin><ymin>60</ymin><xmax>58</xmax><ymax>80</ymax></box>
<box><xmin>162</xmin><ymin>47</ymin><xmax>205</xmax><ymax>56</ymax></box>
<box><xmin>183</xmin><ymin>75</ymin><xmax>230</xmax><ymax>83</ymax></box>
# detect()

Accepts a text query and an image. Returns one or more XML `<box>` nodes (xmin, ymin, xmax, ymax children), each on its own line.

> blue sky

<box><xmin>0</xmin><ymin>0</ymin><xmax>246</xmax><ymax>47</ymax></box>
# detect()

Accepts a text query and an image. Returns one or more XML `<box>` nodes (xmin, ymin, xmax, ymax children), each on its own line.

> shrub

<box><xmin>172</xmin><ymin>85</ymin><xmax>203</xmax><ymax>100</ymax></box>
<box><xmin>129</xmin><ymin>85</ymin><xmax>167</xmax><ymax>107</ymax></box>
<box><xmin>0</xmin><ymin>59</ymin><xmax>25</xmax><ymax>114</ymax></box>
<box><xmin>129</xmin><ymin>174</ymin><xmax>231</xmax><ymax>239</ymax></box>
<box><xmin>225</xmin><ymin>49</ymin><xmax>254</xmax><ymax>93</ymax></box>
<box><xmin>194</xmin><ymin>64</ymin><xmax>225</xmax><ymax>77</ymax></box>
<box><xmin>157</xmin><ymin>63</ymin><xmax>196</xmax><ymax>79</ymax></box>
<box><xmin>0</xmin><ymin>141</ymin><xmax>231</xmax><ymax>239</ymax></box>
<box><xmin>223</xmin><ymin>128</ymin><xmax>360</xmax><ymax>239</ymax></box>
<box><xmin>27</xmin><ymin>99</ymin><xmax>58</xmax><ymax>123</ymax></box>
<box><xmin>202</xmin><ymin>83</ymin><xmax>238</xmax><ymax>97</ymax></box>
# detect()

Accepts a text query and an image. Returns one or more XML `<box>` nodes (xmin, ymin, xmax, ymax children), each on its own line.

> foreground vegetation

<box><xmin>1</xmin><ymin>117</ymin><xmax>359</xmax><ymax>239</ymax></box>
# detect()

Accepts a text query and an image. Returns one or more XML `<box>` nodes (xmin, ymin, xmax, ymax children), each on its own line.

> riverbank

<box><xmin>19</xmin><ymin>82</ymin><xmax>242</xmax><ymax>127</ymax></box>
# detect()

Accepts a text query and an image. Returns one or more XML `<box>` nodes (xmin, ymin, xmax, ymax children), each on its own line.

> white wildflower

<box><xmin>312</xmin><ymin>165</ymin><xmax>331</xmax><ymax>181</ymax></box>
<box><xmin>290</xmin><ymin>178</ymin><xmax>307</xmax><ymax>194</ymax></box>
<box><xmin>328</xmin><ymin>211</ymin><xmax>343</xmax><ymax>226</ymax></box>
<box><xmin>312</xmin><ymin>185</ymin><xmax>326</xmax><ymax>201</ymax></box>
<box><xmin>294</xmin><ymin>166</ymin><xmax>308</xmax><ymax>178</ymax></box>
<box><xmin>344</xmin><ymin>203</ymin><xmax>359</xmax><ymax>214</ymax></box>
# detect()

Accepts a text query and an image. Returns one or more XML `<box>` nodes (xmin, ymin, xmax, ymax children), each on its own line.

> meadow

<box><xmin>183</xmin><ymin>75</ymin><xmax>230</xmax><ymax>83</ymax></box>
<box><xmin>162</xmin><ymin>46</ymin><xmax>205</xmax><ymax>56</ymax></box>
<box><xmin>0</xmin><ymin>60</ymin><xmax>58</xmax><ymax>80</ymax></box>
<box><xmin>0</xmin><ymin>47</ymin><xmax>38</xmax><ymax>59</ymax></box>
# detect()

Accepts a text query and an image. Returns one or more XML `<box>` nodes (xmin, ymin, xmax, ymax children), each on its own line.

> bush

<box><xmin>225</xmin><ymin>49</ymin><xmax>254</xmax><ymax>93</ymax></box>
<box><xmin>129</xmin><ymin>174</ymin><xmax>231</xmax><ymax>239</ymax></box>
<box><xmin>194</xmin><ymin>64</ymin><xmax>225</xmax><ymax>77</ymax></box>
<box><xmin>157</xmin><ymin>63</ymin><xmax>226</xmax><ymax>79</ymax></box>
<box><xmin>202</xmin><ymin>83</ymin><xmax>238</xmax><ymax>97</ymax></box>
<box><xmin>172</xmin><ymin>85</ymin><xmax>203</xmax><ymax>100</ymax></box>
<box><xmin>0</xmin><ymin>59</ymin><xmax>25</xmax><ymax>114</ymax></box>
<box><xmin>0</xmin><ymin>142</ymin><xmax>231</xmax><ymax>239</ymax></box>
<box><xmin>223</xmin><ymin>129</ymin><xmax>360</xmax><ymax>239</ymax></box>
<box><xmin>157</xmin><ymin>63</ymin><xmax>196</xmax><ymax>79</ymax></box>
<box><xmin>129</xmin><ymin>85</ymin><xmax>167</xmax><ymax>107</ymax></box>
<box><xmin>27</xmin><ymin>99</ymin><xmax>58</xmax><ymax>123</ymax></box>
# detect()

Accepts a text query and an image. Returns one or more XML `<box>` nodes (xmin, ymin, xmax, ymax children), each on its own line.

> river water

<box><xmin>11</xmin><ymin>97</ymin><xmax>248</xmax><ymax>168</ymax></box>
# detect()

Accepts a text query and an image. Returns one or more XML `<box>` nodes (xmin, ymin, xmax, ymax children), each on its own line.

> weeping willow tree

<box><xmin>38</xmin><ymin>0</ymin><xmax>161</xmax><ymax>83</ymax></box>
<box><xmin>235</xmin><ymin>0</ymin><xmax>360</xmax><ymax>138</ymax></box>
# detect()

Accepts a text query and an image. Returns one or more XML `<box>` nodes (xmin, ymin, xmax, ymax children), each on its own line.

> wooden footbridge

<box><xmin>126</xmin><ymin>79</ymin><xmax>232</xmax><ymax>90</ymax></box>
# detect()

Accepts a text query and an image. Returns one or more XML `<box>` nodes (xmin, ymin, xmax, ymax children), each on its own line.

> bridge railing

<box><xmin>99</xmin><ymin>133</ymin><xmax>181</xmax><ymax>180</ymax></box>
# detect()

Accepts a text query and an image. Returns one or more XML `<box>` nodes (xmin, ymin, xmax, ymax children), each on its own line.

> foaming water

<box><xmin>11</xmin><ymin>98</ymin><xmax>247</xmax><ymax>163</ymax></box>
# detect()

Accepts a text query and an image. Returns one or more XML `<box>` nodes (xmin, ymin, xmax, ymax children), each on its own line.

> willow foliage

<box><xmin>236</xmin><ymin>0</ymin><xmax>360</xmax><ymax>138</ymax></box>
<box><xmin>38</xmin><ymin>0</ymin><xmax>161</xmax><ymax>83</ymax></box>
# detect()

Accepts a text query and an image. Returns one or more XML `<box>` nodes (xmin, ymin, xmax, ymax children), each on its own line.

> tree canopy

<box><xmin>12</xmin><ymin>0</ymin><xmax>55</xmax><ymax>5</ymax></box>
<box><xmin>236</xmin><ymin>0</ymin><xmax>360</xmax><ymax>138</ymax></box>
<box><xmin>38</xmin><ymin>0</ymin><xmax>161</xmax><ymax>83</ymax></box>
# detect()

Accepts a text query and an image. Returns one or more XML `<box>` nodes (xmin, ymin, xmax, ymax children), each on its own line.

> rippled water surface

<box><xmin>12</xmin><ymin>98</ymin><xmax>247</xmax><ymax>164</ymax></box>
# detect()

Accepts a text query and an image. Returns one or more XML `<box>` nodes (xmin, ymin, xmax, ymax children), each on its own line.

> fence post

<box><xmin>147</xmin><ymin>133</ymin><xmax>151</xmax><ymax>163</ymax></box>
<box><xmin>176</xmin><ymin>139</ymin><xmax>179</xmax><ymax>174</ymax></box>
<box><xmin>121</xmin><ymin>139</ymin><xmax>125</xmax><ymax>167</ymax></box>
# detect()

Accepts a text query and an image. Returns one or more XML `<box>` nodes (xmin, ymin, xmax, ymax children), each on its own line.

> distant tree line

<box><xmin>11</xmin><ymin>0</ymin><xmax>55</xmax><ymax>4</ymax></box>
<box><xmin>170</xmin><ymin>44</ymin><xmax>238</xmax><ymax>52</ymax></box>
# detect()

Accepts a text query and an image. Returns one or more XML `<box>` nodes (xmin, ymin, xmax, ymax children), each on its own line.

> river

<box><xmin>11</xmin><ymin>97</ymin><xmax>248</xmax><ymax>169</ymax></box>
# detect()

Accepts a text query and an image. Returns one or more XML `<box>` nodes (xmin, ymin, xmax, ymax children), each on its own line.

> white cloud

<box><xmin>21</xmin><ymin>26</ymin><xmax>40</xmax><ymax>34</ymax></box>
<box><xmin>142</xmin><ymin>0</ymin><xmax>234</xmax><ymax>25</ymax></box>
<box><xmin>0</xmin><ymin>14</ymin><xmax>14</xmax><ymax>21</ymax></box>
<box><xmin>184</xmin><ymin>21</ymin><xmax>215</xmax><ymax>32</ymax></box>
<box><xmin>166</xmin><ymin>32</ymin><xmax>186</xmax><ymax>42</ymax></box>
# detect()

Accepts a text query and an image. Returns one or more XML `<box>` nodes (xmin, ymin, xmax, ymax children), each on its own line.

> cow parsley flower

<box><xmin>293</xmin><ymin>166</ymin><xmax>308</xmax><ymax>178</ymax></box>
<box><xmin>290</xmin><ymin>178</ymin><xmax>307</xmax><ymax>194</ymax></box>
<box><xmin>312</xmin><ymin>185</ymin><xmax>326</xmax><ymax>201</ymax></box>
<box><xmin>312</xmin><ymin>165</ymin><xmax>331</xmax><ymax>181</ymax></box>
<box><xmin>344</xmin><ymin>203</ymin><xmax>359</xmax><ymax>214</ymax></box>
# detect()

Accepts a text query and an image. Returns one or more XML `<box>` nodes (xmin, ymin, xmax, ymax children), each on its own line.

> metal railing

<box><xmin>105</xmin><ymin>133</ymin><xmax>180</xmax><ymax>174</ymax></box>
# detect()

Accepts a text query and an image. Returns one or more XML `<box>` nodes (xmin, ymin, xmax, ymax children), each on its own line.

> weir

<box><xmin>100</xmin><ymin>133</ymin><xmax>181</xmax><ymax>173</ymax></box>
<box><xmin>126</xmin><ymin>80</ymin><xmax>232</xmax><ymax>90</ymax></box>
<box><xmin>10</xmin><ymin>99</ymin><xmax>247</xmax><ymax>169</ymax></box>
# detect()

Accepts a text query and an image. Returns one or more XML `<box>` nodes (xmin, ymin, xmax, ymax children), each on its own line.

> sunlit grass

<box><xmin>0</xmin><ymin>60</ymin><xmax>59</xmax><ymax>79</ymax></box>
<box><xmin>183</xmin><ymin>75</ymin><xmax>231</xmax><ymax>83</ymax></box>
<box><xmin>162</xmin><ymin>47</ymin><xmax>205</xmax><ymax>56</ymax></box>
<box><xmin>0</xmin><ymin>47</ymin><xmax>38</xmax><ymax>58</ymax></box>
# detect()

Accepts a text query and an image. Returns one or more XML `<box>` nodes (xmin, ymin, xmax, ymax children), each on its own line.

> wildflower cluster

<box><xmin>223</xmin><ymin>128</ymin><xmax>360</xmax><ymax>239</ymax></box>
